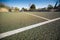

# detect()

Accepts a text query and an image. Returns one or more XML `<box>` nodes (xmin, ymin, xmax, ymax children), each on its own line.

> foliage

<box><xmin>21</xmin><ymin>8</ymin><xmax>27</xmax><ymax>11</ymax></box>
<box><xmin>0</xmin><ymin>3</ymin><xmax>5</xmax><ymax>7</ymax></box>
<box><xmin>47</xmin><ymin>4</ymin><xmax>53</xmax><ymax>10</ymax></box>
<box><xmin>29</xmin><ymin>4</ymin><xmax>36</xmax><ymax>10</ymax></box>
<box><xmin>14</xmin><ymin>7</ymin><xmax>19</xmax><ymax>11</ymax></box>
<box><xmin>0</xmin><ymin>3</ymin><xmax>9</xmax><ymax>8</ymax></box>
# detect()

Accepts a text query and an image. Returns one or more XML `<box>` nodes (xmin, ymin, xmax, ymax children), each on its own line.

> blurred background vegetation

<box><xmin>0</xmin><ymin>0</ymin><xmax>60</xmax><ymax>12</ymax></box>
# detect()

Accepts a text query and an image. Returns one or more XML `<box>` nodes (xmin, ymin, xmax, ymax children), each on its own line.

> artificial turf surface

<box><xmin>1</xmin><ymin>18</ymin><xmax>60</xmax><ymax>40</ymax></box>
<box><xmin>29</xmin><ymin>12</ymin><xmax>60</xmax><ymax>19</ymax></box>
<box><xmin>0</xmin><ymin>12</ymin><xmax>46</xmax><ymax>33</ymax></box>
<box><xmin>0</xmin><ymin>12</ymin><xmax>60</xmax><ymax>40</ymax></box>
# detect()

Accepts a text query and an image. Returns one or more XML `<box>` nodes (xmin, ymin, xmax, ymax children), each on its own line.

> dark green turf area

<box><xmin>28</xmin><ymin>12</ymin><xmax>60</xmax><ymax>19</ymax></box>
<box><xmin>0</xmin><ymin>12</ymin><xmax>46</xmax><ymax>33</ymax></box>
<box><xmin>1</xmin><ymin>19</ymin><xmax>60</xmax><ymax>40</ymax></box>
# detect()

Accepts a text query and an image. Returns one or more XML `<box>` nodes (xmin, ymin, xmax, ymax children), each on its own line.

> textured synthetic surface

<box><xmin>0</xmin><ymin>12</ymin><xmax>60</xmax><ymax>40</ymax></box>
<box><xmin>0</xmin><ymin>12</ymin><xmax>46</xmax><ymax>33</ymax></box>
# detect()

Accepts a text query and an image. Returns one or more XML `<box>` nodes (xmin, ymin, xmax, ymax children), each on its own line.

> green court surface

<box><xmin>29</xmin><ymin>12</ymin><xmax>60</xmax><ymax>19</ymax></box>
<box><xmin>0</xmin><ymin>12</ymin><xmax>46</xmax><ymax>33</ymax></box>
<box><xmin>1</xmin><ymin>19</ymin><xmax>60</xmax><ymax>40</ymax></box>
<box><xmin>0</xmin><ymin>12</ymin><xmax>60</xmax><ymax>40</ymax></box>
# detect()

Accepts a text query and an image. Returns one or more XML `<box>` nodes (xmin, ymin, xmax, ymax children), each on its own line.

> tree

<box><xmin>0</xmin><ymin>3</ymin><xmax>9</xmax><ymax>8</ymax></box>
<box><xmin>57</xmin><ymin>2</ymin><xmax>60</xmax><ymax>11</ymax></box>
<box><xmin>47</xmin><ymin>4</ymin><xmax>53</xmax><ymax>10</ymax></box>
<box><xmin>41</xmin><ymin>7</ymin><xmax>46</xmax><ymax>10</ymax></box>
<box><xmin>58</xmin><ymin>4</ymin><xmax>60</xmax><ymax>8</ymax></box>
<box><xmin>0</xmin><ymin>3</ymin><xmax>5</xmax><ymax>7</ymax></box>
<box><xmin>14</xmin><ymin>7</ymin><xmax>19</xmax><ymax>12</ymax></box>
<box><xmin>53</xmin><ymin>0</ymin><xmax>60</xmax><ymax>11</ymax></box>
<box><xmin>29</xmin><ymin>4</ymin><xmax>36</xmax><ymax>11</ymax></box>
<box><xmin>54</xmin><ymin>1</ymin><xmax>58</xmax><ymax>9</ymax></box>
<box><xmin>21</xmin><ymin>8</ymin><xmax>27</xmax><ymax>11</ymax></box>
<box><xmin>9</xmin><ymin>8</ymin><xmax>12</xmax><ymax>12</ymax></box>
<box><xmin>57</xmin><ymin>0</ymin><xmax>60</xmax><ymax>8</ymax></box>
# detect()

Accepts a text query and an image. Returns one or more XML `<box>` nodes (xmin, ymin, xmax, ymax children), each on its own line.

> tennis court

<box><xmin>0</xmin><ymin>12</ymin><xmax>60</xmax><ymax>40</ymax></box>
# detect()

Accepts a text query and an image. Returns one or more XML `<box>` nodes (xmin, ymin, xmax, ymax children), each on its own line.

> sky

<box><xmin>0</xmin><ymin>0</ymin><xmax>57</xmax><ymax>9</ymax></box>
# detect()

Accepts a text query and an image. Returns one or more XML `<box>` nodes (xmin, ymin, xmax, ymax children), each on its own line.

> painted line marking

<box><xmin>25</xmin><ymin>13</ymin><xmax>50</xmax><ymax>20</ymax></box>
<box><xmin>0</xmin><ymin>17</ymin><xmax>60</xmax><ymax>39</ymax></box>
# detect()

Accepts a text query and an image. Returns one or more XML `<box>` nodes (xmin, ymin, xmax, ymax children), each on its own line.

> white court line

<box><xmin>0</xmin><ymin>17</ymin><xmax>60</xmax><ymax>39</ymax></box>
<box><xmin>25</xmin><ymin>13</ymin><xmax>50</xmax><ymax>20</ymax></box>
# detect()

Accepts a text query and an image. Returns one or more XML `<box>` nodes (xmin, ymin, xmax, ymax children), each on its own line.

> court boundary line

<box><xmin>25</xmin><ymin>13</ymin><xmax>50</xmax><ymax>20</ymax></box>
<box><xmin>0</xmin><ymin>17</ymin><xmax>60</xmax><ymax>39</ymax></box>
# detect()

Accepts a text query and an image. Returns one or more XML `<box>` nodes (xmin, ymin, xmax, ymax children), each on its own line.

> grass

<box><xmin>1</xmin><ymin>19</ymin><xmax>60</xmax><ymax>40</ymax></box>
<box><xmin>0</xmin><ymin>12</ymin><xmax>46</xmax><ymax>33</ymax></box>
